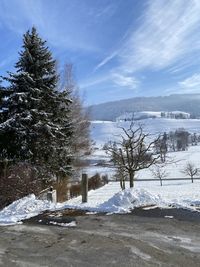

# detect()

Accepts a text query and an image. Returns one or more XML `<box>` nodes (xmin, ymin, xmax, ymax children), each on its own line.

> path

<box><xmin>0</xmin><ymin>212</ymin><xmax>199</xmax><ymax>266</ymax></box>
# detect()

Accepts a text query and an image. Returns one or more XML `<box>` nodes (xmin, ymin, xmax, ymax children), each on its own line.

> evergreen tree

<box><xmin>0</xmin><ymin>27</ymin><xmax>72</xmax><ymax>182</ymax></box>
<box><xmin>0</xmin><ymin>81</ymin><xmax>12</xmax><ymax>123</ymax></box>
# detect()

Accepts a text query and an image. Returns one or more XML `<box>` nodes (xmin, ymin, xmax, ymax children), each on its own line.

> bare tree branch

<box><xmin>105</xmin><ymin>122</ymin><xmax>161</xmax><ymax>188</ymax></box>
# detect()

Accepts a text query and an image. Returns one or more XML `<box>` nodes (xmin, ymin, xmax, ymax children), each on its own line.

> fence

<box><xmin>133</xmin><ymin>177</ymin><xmax>200</xmax><ymax>182</ymax></box>
<box><xmin>40</xmin><ymin>175</ymin><xmax>199</xmax><ymax>204</ymax></box>
<box><xmin>40</xmin><ymin>173</ymin><xmax>108</xmax><ymax>204</ymax></box>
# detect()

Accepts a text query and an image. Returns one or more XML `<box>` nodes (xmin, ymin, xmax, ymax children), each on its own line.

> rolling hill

<box><xmin>88</xmin><ymin>94</ymin><xmax>200</xmax><ymax>121</ymax></box>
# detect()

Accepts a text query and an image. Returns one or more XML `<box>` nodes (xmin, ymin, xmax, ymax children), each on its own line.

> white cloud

<box><xmin>92</xmin><ymin>0</ymin><xmax>200</xmax><ymax>92</ymax></box>
<box><xmin>94</xmin><ymin>50</ymin><xmax>119</xmax><ymax>71</ymax></box>
<box><xmin>96</xmin><ymin>0</ymin><xmax>200</xmax><ymax>75</ymax></box>
<box><xmin>80</xmin><ymin>72</ymin><xmax>139</xmax><ymax>91</ymax></box>
<box><xmin>80</xmin><ymin>75</ymin><xmax>110</xmax><ymax>89</ymax></box>
<box><xmin>179</xmin><ymin>73</ymin><xmax>200</xmax><ymax>92</ymax></box>
<box><xmin>121</xmin><ymin>0</ymin><xmax>200</xmax><ymax>73</ymax></box>
<box><xmin>111</xmin><ymin>73</ymin><xmax>139</xmax><ymax>89</ymax></box>
<box><xmin>0</xmin><ymin>0</ymin><xmax>99</xmax><ymax>52</ymax></box>
<box><xmin>0</xmin><ymin>0</ymin><xmax>44</xmax><ymax>34</ymax></box>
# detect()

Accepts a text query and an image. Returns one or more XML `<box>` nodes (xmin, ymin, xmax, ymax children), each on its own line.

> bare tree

<box><xmin>154</xmin><ymin>132</ymin><xmax>168</xmax><ymax>162</ymax></box>
<box><xmin>106</xmin><ymin>122</ymin><xmax>160</xmax><ymax>188</ymax></box>
<box><xmin>151</xmin><ymin>165</ymin><xmax>169</xmax><ymax>186</ymax></box>
<box><xmin>182</xmin><ymin>162</ymin><xmax>199</xmax><ymax>183</ymax></box>
<box><xmin>61</xmin><ymin>64</ymin><xmax>91</xmax><ymax>157</ymax></box>
<box><xmin>114</xmin><ymin>166</ymin><xmax>127</xmax><ymax>190</ymax></box>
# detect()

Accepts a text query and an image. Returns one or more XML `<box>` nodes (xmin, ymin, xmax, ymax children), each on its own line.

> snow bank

<box><xmin>61</xmin><ymin>181</ymin><xmax>200</xmax><ymax>213</ymax></box>
<box><xmin>0</xmin><ymin>181</ymin><xmax>200</xmax><ymax>226</ymax></box>
<box><xmin>60</xmin><ymin>182</ymin><xmax>200</xmax><ymax>214</ymax></box>
<box><xmin>0</xmin><ymin>194</ymin><xmax>56</xmax><ymax>226</ymax></box>
<box><xmin>98</xmin><ymin>188</ymin><xmax>163</xmax><ymax>213</ymax></box>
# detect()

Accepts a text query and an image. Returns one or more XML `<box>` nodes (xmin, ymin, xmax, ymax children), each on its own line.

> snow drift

<box><xmin>0</xmin><ymin>181</ymin><xmax>200</xmax><ymax>226</ymax></box>
<box><xmin>0</xmin><ymin>194</ymin><xmax>56</xmax><ymax>226</ymax></box>
<box><xmin>98</xmin><ymin>189</ymin><xmax>163</xmax><ymax>213</ymax></box>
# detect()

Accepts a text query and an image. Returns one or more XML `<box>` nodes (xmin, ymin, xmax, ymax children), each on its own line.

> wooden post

<box><xmin>82</xmin><ymin>173</ymin><xmax>88</xmax><ymax>203</ymax></box>
<box><xmin>47</xmin><ymin>187</ymin><xmax>57</xmax><ymax>203</ymax></box>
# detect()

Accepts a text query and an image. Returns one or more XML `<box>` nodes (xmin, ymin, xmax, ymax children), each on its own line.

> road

<box><xmin>0</xmin><ymin>210</ymin><xmax>200</xmax><ymax>267</ymax></box>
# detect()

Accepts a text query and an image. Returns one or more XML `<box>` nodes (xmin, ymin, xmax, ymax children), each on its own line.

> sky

<box><xmin>0</xmin><ymin>0</ymin><xmax>200</xmax><ymax>105</ymax></box>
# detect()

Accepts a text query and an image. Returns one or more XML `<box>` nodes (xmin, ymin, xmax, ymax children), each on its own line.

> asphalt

<box><xmin>0</xmin><ymin>209</ymin><xmax>200</xmax><ymax>267</ymax></box>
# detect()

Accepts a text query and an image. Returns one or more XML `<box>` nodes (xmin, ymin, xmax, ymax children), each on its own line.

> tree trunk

<box><xmin>120</xmin><ymin>179</ymin><xmax>123</xmax><ymax>190</ymax></box>
<box><xmin>191</xmin><ymin>176</ymin><xmax>194</xmax><ymax>183</ymax></box>
<box><xmin>160</xmin><ymin>179</ymin><xmax>162</xmax><ymax>186</ymax></box>
<box><xmin>122</xmin><ymin>179</ymin><xmax>125</xmax><ymax>190</ymax></box>
<box><xmin>129</xmin><ymin>171</ymin><xmax>134</xmax><ymax>188</ymax></box>
<box><xmin>120</xmin><ymin>178</ymin><xmax>126</xmax><ymax>190</ymax></box>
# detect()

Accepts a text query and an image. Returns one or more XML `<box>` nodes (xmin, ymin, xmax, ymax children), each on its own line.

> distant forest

<box><xmin>88</xmin><ymin>94</ymin><xmax>200</xmax><ymax>121</ymax></box>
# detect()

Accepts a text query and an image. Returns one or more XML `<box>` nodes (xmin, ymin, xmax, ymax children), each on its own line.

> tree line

<box><xmin>0</xmin><ymin>27</ymin><xmax>90</xmax><ymax>208</ymax></box>
<box><xmin>155</xmin><ymin>129</ymin><xmax>199</xmax><ymax>163</ymax></box>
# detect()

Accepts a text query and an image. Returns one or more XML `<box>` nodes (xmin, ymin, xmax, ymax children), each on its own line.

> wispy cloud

<box><xmin>94</xmin><ymin>50</ymin><xmax>119</xmax><ymax>71</ymax></box>
<box><xmin>96</xmin><ymin>0</ymin><xmax>200</xmax><ymax>75</ymax></box>
<box><xmin>80</xmin><ymin>71</ymin><xmax>139</xmax><ymax>92</ymax></box>
<box><xmin>111</xmin><ymin>72</ymin><xmax>139</xmax><ymax>90</ymax></box>
<box><xmin>80</xmin><ymin>75</ymin><xmax>110</xmax><ymax>89</ymax></box>
<box><xmin>178</xmin><ymin>73</ymin><xmax>200</xmax><ymax>92</ymax></box>
<box><xmin>120</xmin><ymin>0</ymin><xmax>200</xmax><ymax>73</ymax></box>
<box><xmin>0</xmin><ymin>0</ymin><xmax>44</xmax><ymax>34</ymax></box>
<box><xmin>2</xmin><ymin>0</ymin><xmax>200</xmax><ymax>99</ymax></box>
<box><xmin>92</xmin><ymin>0</ymin><xmax>200</xmax><ymax>94</ymax></box>
<box><xmin>0</xmin><ymin>0</ymin><xmax>108</xmax><ymax>52</ymax></box>
<box><xmin>92</xmin><ymin>4</ymin><xmax>117</xmax><ymax>19</ymax></box>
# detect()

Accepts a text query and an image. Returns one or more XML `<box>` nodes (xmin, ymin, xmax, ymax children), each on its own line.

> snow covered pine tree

<box><xmin>0</xmin><ymin>27</ymin><xmax>72</xmax><ymax>186</ymax></box>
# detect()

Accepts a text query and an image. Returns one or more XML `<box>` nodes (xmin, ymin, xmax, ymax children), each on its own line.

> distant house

<box><xmin>161</xmin><ymin>111</ymin><xmax>190</xmax><ymax>119</ymax></box>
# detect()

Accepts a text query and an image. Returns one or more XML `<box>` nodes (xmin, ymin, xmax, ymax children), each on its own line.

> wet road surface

<box><xmin>0</xmin><ymin>210</ymin><xmax>200</xmax><ymax>267</ymax></box>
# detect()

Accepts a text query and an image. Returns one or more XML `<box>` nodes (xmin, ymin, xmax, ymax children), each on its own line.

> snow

<box><xmin>61</xmin><ymin>180</ymin><xmax>200</xmax><ymax>213</ymax></box>
<box><xmin>0</xmin><ymin>180</ymin><xmax>199</xmax><ymax>226</ymax></box>
<box><xmin>48</xmin><ymin>221</ymin><xmax>76</xmax><ymax>227</ymax></box>
<box><xmin>0</xmin><ymin>118</ymin><xmax>200</xmax><ymax>226</ymax></box>
<box><xmin>0</xmin><ymin>194</ymin><xmax>56</xmax><ymax>226</ymax></box>
<box><xmin>89</xmin><ymin>119</ymin><xmax>200</xmax><ymax>179</ymax></box>
<box><xmin>90</xmin><ymin>119</ymin><xmax>200</xmax><ymax>147</ymax></box>
<box><xmin>62</xmin><ymin>117</ymin><xmax>200</xmax><ymax>218</ymax></box>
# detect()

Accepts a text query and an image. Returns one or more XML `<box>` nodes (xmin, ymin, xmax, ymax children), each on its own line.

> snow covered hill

<box><xmin>88</xmin><ymin>94</ymin><xmax>200</xmax><ymax>121</ymax></box>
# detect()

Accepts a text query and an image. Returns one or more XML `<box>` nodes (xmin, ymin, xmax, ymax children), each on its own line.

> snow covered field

<box><xmin>90</xmin><ymin>118</ymin><xmax>200</xmax><ymax>147</ymax></box>
<box><xmin>86</xmin><ymin>144</ymin><xmax>200</xmax><ymax>180</ymax></box>
<box><xmin>64</xmin><ymin>180</ymin><xmax>200</xmax><ymax>212</ymax></box>
<box><xmin>0</xmin><ymin>118</ymin><xmax>200</xmax><ymax>226</ymax></box>
<box><xmin>88</xmin><ymin>119</ymin><xmax>200</xmax><ymax>179</ymax></box>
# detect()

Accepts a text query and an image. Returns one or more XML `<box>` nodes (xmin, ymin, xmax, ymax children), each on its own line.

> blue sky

<box><xmin>0</xmin><ymin>0</ymin><xmax>200</xmax><ymax>105</ymax></box>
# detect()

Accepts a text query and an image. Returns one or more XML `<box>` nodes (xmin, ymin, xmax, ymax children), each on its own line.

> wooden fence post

<box><xmin>82</xmin><ymin>173</ymin><xmax>88</xmax><ymax>203</ymax></box>
<box><xmin>47</xmin><ymin>187</ymin><xmax>57</xmax><ymax>203</ymax></box>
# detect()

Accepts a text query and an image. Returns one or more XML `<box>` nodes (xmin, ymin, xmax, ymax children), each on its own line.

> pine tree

<box><xmin>0</xmin><ymin>27</ymin><xmax>72</xmax><ymax>182</ymax></box>
<box><xmin>0</xmin><ymin>81</ymin><xmax>12</xmax><ymax>122</ymax></box>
